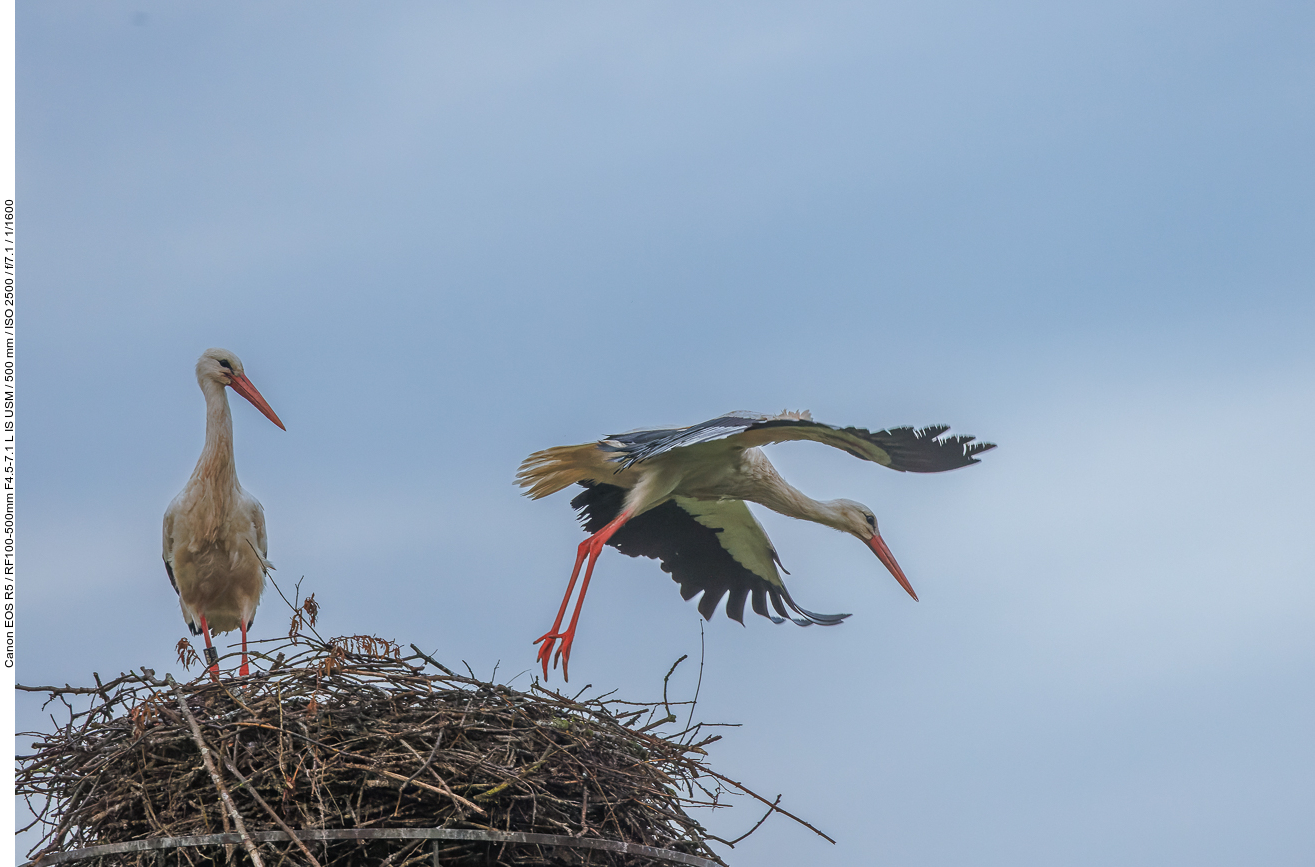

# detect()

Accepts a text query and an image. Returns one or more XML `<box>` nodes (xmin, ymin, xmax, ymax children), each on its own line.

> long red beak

<box><xmin>229</xmin><ymin>373</ymin><xmax>286</xmax><ymax>430</ymax></box>
<box><xmin>868</xmin><ymin>533</ymin><xmax>918</xmax><ymax>601</ymax></box>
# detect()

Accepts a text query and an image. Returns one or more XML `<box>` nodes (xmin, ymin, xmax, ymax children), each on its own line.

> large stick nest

<box><xmin>18</xmin><ymin>592</ymin><xmax>826</xmax><ymax>866</ymax></box>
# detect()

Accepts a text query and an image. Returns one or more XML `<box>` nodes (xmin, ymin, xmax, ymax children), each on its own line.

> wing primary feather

<box><xmin>597</xmin><ymin>412</ymin><xmax>995</xmax><ymax>474</ymax></box>
<box><xmin>697</xmin><ymin>589</ymin><xmax>725</xmax><ymax>621</ymax></box>
<box><xmin>740</xmin><ymin>419</ymin><xmax>996</xmax><ymax>472</ymax></box>
<box><xmin>725</xmin><ymin>586</ymin><xmax>750</xmax><ymax>625</ymax></box>
<box><xmin>856</xmin><ymin>424</ymin><xmax>996</xmax><ymax>472</ymax></box>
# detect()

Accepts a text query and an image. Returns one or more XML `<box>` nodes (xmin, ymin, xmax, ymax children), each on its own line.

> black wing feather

<box><xmin>754</xmin><ymin>420</ymin><xmax>996</xmax><ymax>473</ymax></box>
<box><xmin>570</xmin><ymin>482</ymin><xmax>847</xmax><ymax>627</ymax></box>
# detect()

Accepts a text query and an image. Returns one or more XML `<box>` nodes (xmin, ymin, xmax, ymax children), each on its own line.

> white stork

<box><xmin>517</xmin><ymin>410</ymin><xmax>994</xmax><ymax>679</ymax></box>
<box><xmin>163</xmin><ymin>349</ymin><xmax>285</xmax><ymax>678</ymax></box>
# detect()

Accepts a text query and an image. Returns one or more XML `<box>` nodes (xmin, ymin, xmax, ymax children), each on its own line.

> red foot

<box><xmin>534</xmin><ymin>511</ymin><xmax>631</xmax><ymax>681</ymax></box>
<box><xmin>533</xmin><ymin>629</ymin><xmax>571</xmax><ymax>680</ymax></box>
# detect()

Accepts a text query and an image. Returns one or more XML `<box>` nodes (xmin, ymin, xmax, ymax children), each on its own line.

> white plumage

<box><xmin>163</xmin><ymin>348</ymin><xmax>284</xmax><ymax>678</ymax></box>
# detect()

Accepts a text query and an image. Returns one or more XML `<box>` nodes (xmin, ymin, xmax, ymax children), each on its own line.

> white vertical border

<box><xmin>1</xmin><ymin>0</ymin><xmax>14</xmax><ymax>859</ymax></box>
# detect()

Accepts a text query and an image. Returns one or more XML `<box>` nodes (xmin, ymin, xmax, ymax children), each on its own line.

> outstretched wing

<box><xmin>570</xmin><ymin>482</ymin><xmax>848</xmax><ymax>627</ymax></box>
<box><xmin>600</xmin><ymin>410</ymin><xmax>995</xmax><ymax>472</ymax></box>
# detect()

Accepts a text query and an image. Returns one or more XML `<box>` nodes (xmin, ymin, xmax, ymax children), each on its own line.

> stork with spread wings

<box><xmin>517</xmin><ymin>410</ymin><xmax>995</xmax><ymax>680</ymax></box>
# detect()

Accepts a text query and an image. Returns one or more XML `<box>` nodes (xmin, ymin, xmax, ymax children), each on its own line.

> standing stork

<box><xmin>517</xmin><ymin>410</ymin><xmax>994</xmax><ymax>679</ymax></box>
<box><xmin>163</xmin><ymin>349</ymin><xmax>285</xmax><ymax>678</ymax></box>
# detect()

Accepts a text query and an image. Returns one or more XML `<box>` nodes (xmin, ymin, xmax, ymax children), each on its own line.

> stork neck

<box><xmin>751</xmin><ymin>475</ymin><xmax>848</xmax><ymax>531</ymax></box>
<box><xmin>191</xmin><ymin>380</ymin><xmax>239</xmax><ymax>492</ymax></box>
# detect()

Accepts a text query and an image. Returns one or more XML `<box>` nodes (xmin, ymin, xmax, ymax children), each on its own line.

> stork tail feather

<box><xmin>515</xmin><ymin>444</ymin><xmax>612</xmax><ymax>499</ymax></box>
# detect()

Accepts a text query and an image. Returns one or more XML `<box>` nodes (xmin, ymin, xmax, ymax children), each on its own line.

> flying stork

<box><xmin>517</xmin><ymin>410</ymin><xmax>994</xmax><ymax>679</ymax></box>
<box><xmin>163</xmin><ymin>348</ymin><xmax>285</xmax><ymax>678</ymax></box>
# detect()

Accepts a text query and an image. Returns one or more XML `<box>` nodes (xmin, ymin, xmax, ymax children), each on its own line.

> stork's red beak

<box><xmin>229</xmin><ymin>373</ymin><xmax>286</xmax><ymax>430</ymax></box>
<box><xmin>868</xmin><ymin>532</ymin><xmax>918</xmax><ymax>601</ymax></box>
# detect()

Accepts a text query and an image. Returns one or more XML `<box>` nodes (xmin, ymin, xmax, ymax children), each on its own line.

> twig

<box><xmin>662</xmin><ymin>655</ymin><xmax>688</xmax><ymax>720</ymax></box>
<box><xmin>727</xmin><ymin>793</ymin><xmax>782</xmax><ymax>845</ymax></box>
<box><xmin>261</xmin><ymin>564</ymin><xmax>327</xmax><ymax>645</ymax></box>
<box><xmin>378</xmin><ymin>838</ymin><xmax>425</xmax><ymax>867</ymax></box>
<box><xmin>220</xmin><ymin>755</ymin><xmax>324</xmax><ymax>867</ymax></box>
<box><xmin>698</xmin><ymin>766</ymin><xmax>835</xmax><ymax>845</ymax></box>
<box><xmin>164</xmin><ymin>674</ymin><xmax>267</xmax><ymax>867</ymax></box>
<box><xmin>397</xmin><ymin>728</ymin><xmax>445</xmax><ymax>792</ymax></box>
<box><xmin>685</xmin><ymin>623</ymin><xmax>706</xmax><ymax>735</ymax></box>
<box><xmin>408</xmin><ymin>644</ymin><xmax>457</xmax><ymax>677</ymax></box>
<box><xmin>396</xmin><ymin>736</ymin><xmax>486</xmax><ymax>815</ymax></box>
<box><xmin>637</xmin><ymin>714</ymin><xmax>677</xmax><ymax>734</ymax></box>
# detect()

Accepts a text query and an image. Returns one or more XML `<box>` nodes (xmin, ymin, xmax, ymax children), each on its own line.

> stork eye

<box><xmin>865</xmin><ymin>514</ymin><xmax>876</xmax><ymax>529</ymax></box>
<box><xmin>218</xmin><ymin>359</ymin><xmax>233</xmax><ymax>370</ymax></box>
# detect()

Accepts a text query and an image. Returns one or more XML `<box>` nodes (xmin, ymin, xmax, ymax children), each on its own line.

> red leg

<box><xmin>198</xmin><ymin>614</ymin><xmax>220</xmax><ymax>682</ymax></box>
<box><xmin>239</xmin><ymin>618</ymin><xmax>250</xmax><ymax>677</ymax></box>
<box><xmin>534</xmin><ymin>540</ymin><xmax>593</xmax><ymax>679</ymax></box>
<box><xmin>535</xmin><ymin>545</ymin><xmax>592</xmax><ymax>658</ymax></box>
<box><xmin>555</xmin><ymin>540</ymin><xmax>608</xmax><ymax>680</ymax></box>
<box><xmin>534</xmin><ymin>511</ymin><xmax>632</xmax><ymax>681</ymax></box>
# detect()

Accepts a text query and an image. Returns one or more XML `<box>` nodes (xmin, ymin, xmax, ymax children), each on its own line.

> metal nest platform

<box><xmin>23</xmin><ymin>827</ymin><xmax>721</xmax><ymax>867</ymax></box>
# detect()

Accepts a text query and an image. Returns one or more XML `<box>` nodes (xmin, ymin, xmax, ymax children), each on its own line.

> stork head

<box><xmin>830</xmin><ymin>498</ymin><xmax>918</xmax><ymax>602</ymax></box>
<box><xmin>196</xmin><ymin>348</ymin><xmax>286</xmax><ymax>430</ymax></box>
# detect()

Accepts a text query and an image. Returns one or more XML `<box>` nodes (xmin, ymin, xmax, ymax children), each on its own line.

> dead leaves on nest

<box><xmin>288</xmin><ymin>592</ymin><xmax>319</xmax><ymax>639</ymax></box>
<box><xmin>175</xmin><ymin>638</ymin><xmax>199</xmax><ymax>671</ymax></box>
<box><xmin>127</xmin><ymin>692</ymin><xmax>164</xmax><ymax>738</ymax></box>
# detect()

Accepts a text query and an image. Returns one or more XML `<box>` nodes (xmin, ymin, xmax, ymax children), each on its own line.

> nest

<box><xmin>18</xmin><ymin>589</ymin><xmax>827</xmax><ymax>866</ymax></box>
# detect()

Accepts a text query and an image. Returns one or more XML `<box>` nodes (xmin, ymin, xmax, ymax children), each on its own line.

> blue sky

<box><xmin>18</xmin><ymin>2</ymin><xmax>1315</xmax><ymax>864</ymax></box>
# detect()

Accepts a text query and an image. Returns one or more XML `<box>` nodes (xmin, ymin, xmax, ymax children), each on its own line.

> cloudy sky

<box><xmin>18</xmin><ymin>2</ymin><xmax>1315</xmax><ymax>864</ymax></box>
